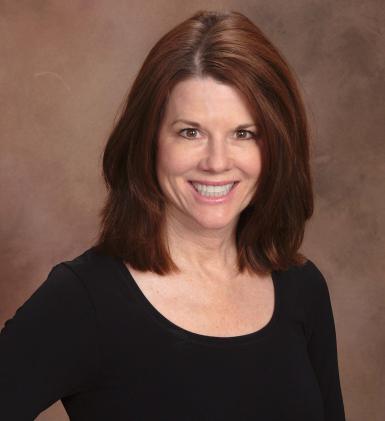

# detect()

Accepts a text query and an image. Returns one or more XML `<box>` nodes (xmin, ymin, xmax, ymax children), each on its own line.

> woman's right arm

<box><xmin>0</xmin><ymin>263</ymin><xmax>100</xmax><ymax>420</ymax></box>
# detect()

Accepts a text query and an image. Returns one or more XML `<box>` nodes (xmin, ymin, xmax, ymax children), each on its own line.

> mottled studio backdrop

<box><xmin>0</xmin><ymin>1</ymin><xmax>384</xmax><ymax>420</ymax></box>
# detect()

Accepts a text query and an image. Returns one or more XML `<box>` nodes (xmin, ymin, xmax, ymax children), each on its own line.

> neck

<box><xmin>164</xmin><ymin>209</ymin><xmax>240</xmax><ymax>283</ymax></box>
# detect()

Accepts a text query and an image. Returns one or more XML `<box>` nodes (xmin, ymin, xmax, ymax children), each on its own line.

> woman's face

<box><xmin>156</xmin><ymin>76</ymin><xmax>262</xmax><ymax>230</ymax></box>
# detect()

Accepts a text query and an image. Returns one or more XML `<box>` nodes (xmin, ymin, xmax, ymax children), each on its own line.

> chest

<box><xmin>125</xmin><ymin>264</ymin><xmax>275</xmax><ymax>337</ymax></box>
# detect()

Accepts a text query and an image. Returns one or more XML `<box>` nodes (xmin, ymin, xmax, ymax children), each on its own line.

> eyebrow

<box><xmin>171</xmin><ymin>119</ymin><xmax>257</xmax><ymax>130</ymax></box>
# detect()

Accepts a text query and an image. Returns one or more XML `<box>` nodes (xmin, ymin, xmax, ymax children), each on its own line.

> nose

<box><xmin>200</xmin><ymin>134</ymin><xmax>233</xmax><ymax>172</ymax></box>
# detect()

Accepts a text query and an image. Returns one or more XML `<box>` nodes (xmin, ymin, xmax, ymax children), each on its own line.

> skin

<box><xmin>156</xmin><ymin>76</ymin><xmax>263</xmax><ymax>290</ymax></box>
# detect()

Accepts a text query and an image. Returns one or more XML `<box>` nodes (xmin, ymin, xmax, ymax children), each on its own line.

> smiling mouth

<box><xmin>188</xmin><ymin>180</ymin><xmax>240</xmax><ymax>186</ymax></box>
<box><xmin>188</xmin><ymin>180</ymin><xmax>239</xmax><ymax>198</ymax></box>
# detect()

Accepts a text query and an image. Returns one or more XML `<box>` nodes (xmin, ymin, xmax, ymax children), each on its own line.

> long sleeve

<box><xmin>305</xmin><ymin>260</ymin><xmax>346</xmax><ymax>421</ymax></box>
<box><xmin>0</xmin><ymin>263</ymin><xmax>101</xmax><ymax>420</ymax></box>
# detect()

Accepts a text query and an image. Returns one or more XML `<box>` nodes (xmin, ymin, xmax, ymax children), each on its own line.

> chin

<box><xmin>191</xmin><ymin>214</ymin><xmax>238</xmax><ymax>230</ymax></box>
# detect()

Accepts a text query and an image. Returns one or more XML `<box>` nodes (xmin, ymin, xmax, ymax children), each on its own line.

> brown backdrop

<box><xmin>1</xmin><ymin>1</ymin><xmax>384</xmax><ymax>420</ymax></box>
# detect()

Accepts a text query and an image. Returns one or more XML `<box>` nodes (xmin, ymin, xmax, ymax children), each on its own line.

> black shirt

<box><xmin>0</xmin><ymin>246</ymin><xmax>346</xmax><ymax>420</ymax></box>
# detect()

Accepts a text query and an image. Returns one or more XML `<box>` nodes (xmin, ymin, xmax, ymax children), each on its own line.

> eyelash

<box><xmin>179</xmin><ymin>128</ymin><xmax>258</xmax><ymax>140</ymax></box>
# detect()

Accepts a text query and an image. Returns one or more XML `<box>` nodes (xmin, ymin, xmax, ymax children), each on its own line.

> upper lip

<box><xmin>189</xmin><ymin>180</ymin><xmax>239</xmax><ymax>186</ymax></box>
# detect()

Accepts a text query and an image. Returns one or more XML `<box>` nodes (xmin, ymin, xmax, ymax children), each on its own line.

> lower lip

<box><xmin>188</xmin><ymin>181</ymin><xmax>239</xmax><ymax>204</ymax></box>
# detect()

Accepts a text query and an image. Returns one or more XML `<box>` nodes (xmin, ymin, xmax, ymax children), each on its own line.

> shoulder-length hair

<box><xmin>92</xmin><ymin>9</ymin><xmax>314</xmax><ymax>276</ymax></box>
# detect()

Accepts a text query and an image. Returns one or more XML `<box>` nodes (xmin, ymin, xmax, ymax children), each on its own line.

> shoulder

<box><xmin>299</xmin><ymin>258</ymin><xmax>330</xmax><ymax>298</ymax></box>
<box><xmin>53</xmin><ymin>246</ymin><xmax>131</xmax><ymax>310</ymax></box>
<box><xmin>280</xmin><ymin>257</ymin><xmax>329</xmax><ymax>294</ymax></box>
<box><xmin>1</xmin><ymin>250</ymin><xmax>103</xmax><ymax>339</ymax></box>
<box><xmin>60</xmin><ymin>246</ymin><xmax>112</xmax><ymax>276</ymax></box>
<box><xmin>16</xmin><ymin>246</ymin><xmax>117</xmax><ymax>314</ymax></box>
<box><xmin>289</xmin><ymin>258</ymin><xmax>334</xmax><ymax>325</ymax></box>
<box><xmin>276</xmin><ymin>257</ymin><xmax>332</xmax><ymax>315</ymax></box>
<box><xmin>57</xmin><ymin>246</ymin><xmax>121</xmax><ymax>289</ymax></box>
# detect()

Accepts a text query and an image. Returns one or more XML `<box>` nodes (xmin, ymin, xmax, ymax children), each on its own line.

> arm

<box><xmin>305</xmin><ymin>260</ymin><xmax>346</xmax><ymax>421</ymax></box>
<box><xmin>0</xmin><ymin>263</ymin><xmax>100</xmax><ymax>420</ymax></box>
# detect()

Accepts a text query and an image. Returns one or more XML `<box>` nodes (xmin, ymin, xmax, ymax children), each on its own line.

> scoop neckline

<box><xmin>116</xmin><ymin>258</ymin><xmax>280</xmax><ymax>347</ymax></box>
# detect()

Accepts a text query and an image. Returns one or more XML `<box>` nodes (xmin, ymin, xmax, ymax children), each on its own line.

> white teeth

<box><xmin>191</xmin><ymin>182</ymin><xmax>234</xmax><ymax>197</ymax></box>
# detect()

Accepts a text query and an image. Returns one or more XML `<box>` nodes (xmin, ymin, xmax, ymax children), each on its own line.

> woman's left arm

<box><xmin>305</xmin><ymin>260</ymin><xmax>347</xmax><ymax>421</ymax></box>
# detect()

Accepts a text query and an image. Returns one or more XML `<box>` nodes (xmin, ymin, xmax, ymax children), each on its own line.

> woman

<box><xmin>0</xmin><ymin>10</ymin><xmax>346</xmax><ymax>421</ymax></box>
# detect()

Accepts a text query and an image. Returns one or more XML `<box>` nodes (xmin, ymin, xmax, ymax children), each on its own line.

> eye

<box><xmin>179</xmin><ymin>128</ymin><xmax>200</xmax><ymax>139</ymax></box>
<box><xmin>178</xmin><ymin>128</ymin><xmax>259</xmax><ymax>140</ymax></box>
<box><xmin>236</xmin><ymin>129</ymin><xmax>257</xmax><ymax>140</ymax></box>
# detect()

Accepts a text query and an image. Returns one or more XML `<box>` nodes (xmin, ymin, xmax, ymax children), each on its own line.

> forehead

<box><xmin>164</xmin><ymin>77</ymin><xmax>254</xmax><ymax>122</ymax></box>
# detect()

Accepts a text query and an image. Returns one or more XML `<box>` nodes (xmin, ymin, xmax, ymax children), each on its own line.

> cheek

<box><xmin>157</xmin><ymin>143</ymin><xmax>193</xmax><ymax>177</ymax></box>
<box><xmin>240</xmin><ymin>148</ymin><xmax>262</xmax><ymax>178</ymax></box>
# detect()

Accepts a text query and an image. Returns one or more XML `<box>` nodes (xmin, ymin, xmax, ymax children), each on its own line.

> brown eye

<box><xmin>236</xmin><ymin>129</ymin><xmax>256</xmax><ymax>140</ymax></box>
<box><xmin>179</xmin><ymin>128</ymin><xmax>199</xmax><ymax>139</ymax></box>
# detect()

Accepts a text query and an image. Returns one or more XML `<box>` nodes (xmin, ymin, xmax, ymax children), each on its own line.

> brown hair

<box><xmin>92</xmin><ymin>9</ymin><xmax>314</xmax><ymax>276</ymax></box>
